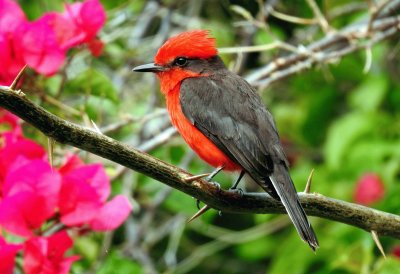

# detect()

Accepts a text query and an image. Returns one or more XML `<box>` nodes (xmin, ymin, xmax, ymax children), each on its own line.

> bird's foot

<box><xmin>229</xmin><ymin>187</ymin><xmax>244</xmax><ymax>197</ymax></box>
<box><xmin>209</xmin><ymin>181</ymin><xmax>221</xmax><ymax>192</ymax></box>
<box><xmin>196</xmin><ymin>199</ymin><xmax>201</xmax><ymax>209</ymax></box>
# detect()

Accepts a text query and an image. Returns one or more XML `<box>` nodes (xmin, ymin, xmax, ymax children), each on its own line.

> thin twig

<box><xmin>367</xmin><ymin>0</ymin><xmax>392</xmax><ymax>34</ymax></box>
<box><xmin>269</xmin><ymin>8</ymin><xmax>318</xmax><ymax>25</ymax></box>
<box><xmin>305</xmin><ymin>0</ymin><xmax>331</xmax><ymax>33</ymax></box>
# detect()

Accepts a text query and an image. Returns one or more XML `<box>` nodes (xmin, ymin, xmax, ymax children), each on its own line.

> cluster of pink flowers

<box><xmin>0</xmin><ymin>110</ymin><xmax>132</xmax><ymax>273</ymax></box>
<box><xmin>0</xmin><ymin>0</ymin><xmax>106</xmax><ymax>85</ymax></box>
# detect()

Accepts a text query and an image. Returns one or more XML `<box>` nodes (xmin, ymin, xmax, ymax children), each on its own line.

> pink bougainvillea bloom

<box><xmin>0</xmin><ymin>0</ymin><xmax>27</xmax><ymax>85</ymax></box>
<box><xmin>0</xmin><ymin>33</ymin><xmax>26</xmax><ymax>85</ymax></box>
<box><xmin>58</xmin><ymin>154</ymin><xmax>84</xmax><ymax>175</ymax></box>
<box><xmin>1</xmin><ymin>0</ymin><xmax>106</xmax><ymax>80</ymax></box>
<box><xmin>41</xmin><ymin>0</ymin><xmax>106</xmax><ymax>57</ymax></box>
<box><xmin>0</xmin><ymin>236</ymin><xmax>22</xmax><ymax>274</ymax></box>
<box><xmin>60</xmin><ymin>0</ymin><xmax>106</xmax><ymax>49</ymax></box>
<box><xmin>354</xmin><ymin>173</ymin><xmax>385</xmax><ymax>205</ymax></box>
<box><xmin>0</xmin><ymin>192</ymin><xmax>49</xmax><ymax>237</ymax></box>
<box><xmin>59</xmin><ymin>162</ymin><xmax>131</xmax><ymax>230</ymax></box>
<box><xmin>0</xmin><ymin>160</ymin><xmax>61</xmax><ymax>237</ymax></box>
<box><xmin>90</xmin><ymin>195</ymin><xmax>132</xmax><ymax>231</ymax></box>
<box><xmin>0</xmin><ymin>0</ymin><xmax>26</xmax><ymax>33</ymax></box>
<box><xmin>0</xmin><ymin>134</ymin><xmax>46</xmax><ymax>189</ymax></box>
<box><xmin>15</xmin><ymin>16</ymin><xmax>66</xmax><ymax>76</ymax></box>
<box><xmin>59</xmin><ymin>164</ymin><xmax>109</xmax><ymax>225</ymax></box>
<box><xmin>23</xmin><ymin>231</ymin><xmax>79</xmax><ymax>274</ymax></box>
<box><xmin>3</xmin><ymin>160</ymin><xmax>61</xmax><ymax>209</ymax></box>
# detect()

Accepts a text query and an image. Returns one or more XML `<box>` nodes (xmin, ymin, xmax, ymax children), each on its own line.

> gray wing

<box><xmin>180</xmin><ymin>72</ymin><xmax>288</xmax><ymax>195</ymax></box>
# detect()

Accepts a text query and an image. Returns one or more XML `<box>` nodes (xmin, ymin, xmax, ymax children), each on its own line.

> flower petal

<box><xmin>62</xmin><ymin>0</ymin><xmax>106</xmax><ymax>46</ymax></box>
<box><xmin>0</xmin><ymin>192</ymin><xmax>49</xmax><ymax>237</ymax></box>
<box><xmin>23</xmin><ymin>231</ymin><xmax>78</xmax><ymax>274</ymax></box>
<box><xmin>90</xmin><ymin>195</ymin><xmax>132</xmax><ymax>231</ymax></box>
<box><xmin>63</xmin><ymin>164</ymin><xmax>110</xmax><ymax>202</ymax></box>
<box><xmin>59</xmin><ymin>179</ymin><xmax>101</xmax><ymax>226</ymax></box>
<box><xmin>3</xmin><ymin>160</ymin><xmax>61</xmax><ymax>213</ymax></box>
<box><xmin>0</xmin><ymin>0</ymin><xmax>27</xmax><ymax>33</ymax></box>
<box><xmin>0</xmin><ymin>236</ymin><xmax>22</xmax><ymax>274</ymax></box>
<box><xmin>58</xmin><ymin>154</ymin><xmax>84</xmax><ymax>175</ymax></box>
<box><xmin>17</xmin><ymin>16</ymin><xmax>66</xmax><ymax>75</ymax></box>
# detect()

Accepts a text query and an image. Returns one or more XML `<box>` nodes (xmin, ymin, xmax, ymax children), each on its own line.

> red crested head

<box><xmin>154</xmin><ymin>30</ymin><xmax>217</xmax><ymax>65</ymax></box>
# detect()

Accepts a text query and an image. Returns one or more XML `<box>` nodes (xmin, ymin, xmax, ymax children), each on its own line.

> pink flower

<box><xmin>15</xmin><ymin>0</ymin><xmax>106</xmax><ymax>76</ymax></box>
<box><xmin>0</xmin><ymin>0</ymin><xmax>106</xmax><ymax>82</ymax></box>
<box><xmin>58</xmin><ymin>154</ymin><xmax>84</xmax><ymax>174</ymax></box>
<box><xmin>0</xmin><ymin>236</ymin><xmax>22</xmax><ymax>274</ymax></box>
<box><xmin>58</xmin><ymin>158</ymin><xmax>131</xmax><ymax>230</ymax></box>
<box><xmin>89</xmin><ymin>195</ymin><xmax>132</xmax><ymax>231</ymax></box>
<box><xmin>0</xmin><ymin>0</ymin><xmax>26</xmax><ymax>85</ymax></box>
<box><xmin>0</xmin><ymin>133</ymin><xmax>46</xmax><ymax>191</ymax></box>
<box><xmin>0</xmin><ymin>0</ymin><xmax>26</xmax><ymax>33</ymax></box>
<box><xmin>23</xmin><ymin>231</ymin><xmax>79</xmax><ymax>274</ymax></box>
<box><xmin>57</xmin><ymin>0</ymin><xmax>106</xmax><ymax>50</ymax></box>
<box><xmin>0</xmin><ymin>160</ymin><xmax>61</xmax><ymax>237</ymax></box>
<box><xmin>16</xmin><ymin>16</ymin><xmax>66</xmax><ymax>76</ymax></box>
<box><xmin>354</xmin><ymin>173</ymin><xmax>385</xmax><ymax>205</ymax></box>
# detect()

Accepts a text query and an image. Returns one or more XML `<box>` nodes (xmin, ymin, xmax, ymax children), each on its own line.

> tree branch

<box><xmin>245</xmin><ymin>6</ymin><xmax>400</xmax><ymax>87</ymax></box>
<box><xmin>1</xmin><ymin>86</ymin><xmax>400</xmax><ymax>239</ymax></box>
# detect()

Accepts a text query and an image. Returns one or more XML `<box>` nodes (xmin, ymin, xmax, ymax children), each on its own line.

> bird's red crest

<box><xmin>154</xmin><ymin>30</ymin><xmax>217</xmax><ymax>65</ymax></box>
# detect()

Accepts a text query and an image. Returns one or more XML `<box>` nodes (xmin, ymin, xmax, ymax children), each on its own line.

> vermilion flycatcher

<box><xmin>133</xmin><ymin>30</ymin><xmax>319</xmax><ymax>251</ymax></box>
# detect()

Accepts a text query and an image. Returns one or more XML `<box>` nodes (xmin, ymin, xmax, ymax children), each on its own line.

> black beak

<box><xmin>132</xmin><ymin>63</ymin><xmax>165</xmax><ymax>73</ymax></box>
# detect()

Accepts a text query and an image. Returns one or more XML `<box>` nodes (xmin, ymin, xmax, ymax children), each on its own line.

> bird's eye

<box><xmin>174</xmin><ymin>57</ymin><xmax>188</xmax><ymax>67</ymax></box>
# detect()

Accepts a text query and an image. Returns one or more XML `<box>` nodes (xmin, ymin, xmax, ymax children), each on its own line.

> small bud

<box><xmin>392</xmin><ymin>245</ymin><xmax>400</xmax><ymax>259</ymax></box>
<box><xmin>354</xmin><ymin>173</ymin><xmax>385</xmax><ymax>205</ymax></box>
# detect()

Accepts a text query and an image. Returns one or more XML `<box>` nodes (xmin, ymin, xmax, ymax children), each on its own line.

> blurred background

<box><xmin>12</xmin><ymin>0</ymin><xmax>400</xmax><ymax>273</ymax></box>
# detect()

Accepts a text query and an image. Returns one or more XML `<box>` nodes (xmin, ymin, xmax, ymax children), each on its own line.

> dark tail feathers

<box><xmin>269</xmin><ymin>164</ymin><xmax>319</xmax><ymax>251</ymax></box>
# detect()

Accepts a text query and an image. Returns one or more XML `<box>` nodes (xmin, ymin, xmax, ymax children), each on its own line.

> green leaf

<box><xmin>373</xmin><ymin>257</ymin><xmax>400</xmax><ymax>274</ymax></box>
<box><xmin>84</xmin><ymin>95</ymin><xmax>119</xmax><ymax>121</ymax></box>
<box><xmin>74</xmin><ymin>236</ymin><xmax>99</xmax><ymax>261</ymax></box>
<box><xmin>324</xmin><ymin>112</ymin><xmax>375</xmax><ymax>169</ymax></box>
<box><xmin>349</xmin><ymin>75</ymin><xmax>388</xmax><ymax>112</ymax></box>
<box><xmin>65</xmin><ymin>68</ymin><xmax>118</xmax><ymax>103</ymax></box>
<box><xmin>97</xmin><ymin>251</ymin><xmax>143</xmax><ymax>274</ymax></box>
<box><xmin>234</xmin><ymin>237</ymin><xmax>274</xmax><ymax>261</ymax></box>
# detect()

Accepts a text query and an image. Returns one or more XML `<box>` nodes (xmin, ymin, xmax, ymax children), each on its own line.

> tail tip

<box><xmin>304</xmin><ymin>234</ymin><xmax>319</xmax><ymax>252</ymax></box>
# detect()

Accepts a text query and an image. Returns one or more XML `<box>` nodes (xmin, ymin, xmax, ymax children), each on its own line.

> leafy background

<box><xmin>14</xmin><ymin>0</ymin><xmax>400</xmax><ymax>273</ymax></box>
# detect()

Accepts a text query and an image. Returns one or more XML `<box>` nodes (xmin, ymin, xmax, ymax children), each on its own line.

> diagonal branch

<box><xmin>1</xmin><ymin>86</ymin><xmax>400</xmax><ymax>239</ymax></box>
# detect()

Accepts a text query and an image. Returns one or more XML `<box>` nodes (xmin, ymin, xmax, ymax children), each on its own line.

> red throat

<box><xmin>157</xmin><ymin>68</ymin><xmax>200</xmax><ymax>95</ymax></box>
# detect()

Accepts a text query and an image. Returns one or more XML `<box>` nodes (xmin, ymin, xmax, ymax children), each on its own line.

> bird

<box><xmin>133</xmin><ymin>30</ymin><xmax>319</xmax><ymax>251</ymax></box>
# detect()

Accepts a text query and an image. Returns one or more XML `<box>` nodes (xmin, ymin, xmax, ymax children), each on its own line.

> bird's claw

<box><xmin>229</xmin><ymin>187</ymin><xmax>244</xmax><ymax>197</ymax></box>
<box><xmin>210</xmin><ymin>181</ymin><xmax>221</xmax><ymax>192</ymax></box>
<box><xmin>196</xmin><ymin>199</ymin><xmax>201</xmax><ymax>209</ymax></box>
